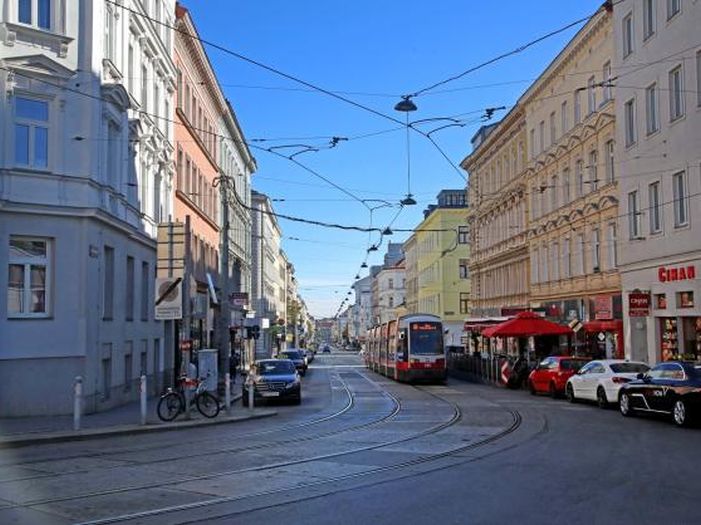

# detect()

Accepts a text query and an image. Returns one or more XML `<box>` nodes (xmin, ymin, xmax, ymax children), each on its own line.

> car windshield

<box><xmin>560</xmin><ymin>359</ymin><xmax>588</xmax><ymax>371</ymax></box>
<box><xmin>610</xmin><ymin>363</ymin><xmax>650</xmax><ymax>374</ymax></box>
<box><xmin>282</xmin><ymin>351</ymin><xmax>303</xmax><ymax>360</ymax></box>
<box><xmin>257</xmin><ymin>361</ymin><xmax>296</xmax><ymax>375</ymax></box>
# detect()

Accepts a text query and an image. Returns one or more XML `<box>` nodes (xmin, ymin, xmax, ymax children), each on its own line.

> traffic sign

<box><xmin>155</xmin><ymin>277</ymin><xmax>183</xmax><ymax>320</ymax></box>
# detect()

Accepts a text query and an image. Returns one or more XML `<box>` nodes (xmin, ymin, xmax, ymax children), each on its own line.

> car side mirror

<box><xmin>636</xmin><ymin>372</ymin><xmax>645</xmax><ymax>380</ymax></box>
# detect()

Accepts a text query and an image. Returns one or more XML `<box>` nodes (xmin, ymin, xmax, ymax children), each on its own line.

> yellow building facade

<box><xmin>412</xmin><ymin>190</ymin><xmax>470</xmax><ymax>347</ymax></box>
<box><xmin>523</xmin><ymin>8</ymin><xmax>622</xmax><ymax>357</ymax></box>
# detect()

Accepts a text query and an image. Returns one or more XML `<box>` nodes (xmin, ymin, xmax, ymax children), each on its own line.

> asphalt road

<box><xmin>0</xmin><ymin>349</ymin><xmax>697</xmax><ymax>525</ymax></box>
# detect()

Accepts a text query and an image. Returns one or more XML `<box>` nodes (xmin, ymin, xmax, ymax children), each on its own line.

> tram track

<box><xmin>75</xmin><ymin>388</ymin><xmax>521</xmax><ymax>525</ymax></box>
<box><xmin>1</xmin><ymin>373</ymin><xmax>460</xmax><ymax>520</ymax></box>
<box><xmin>0</xmin><ymin>370</ymin><xmax>359</xmax><ymax>468</ymax></box>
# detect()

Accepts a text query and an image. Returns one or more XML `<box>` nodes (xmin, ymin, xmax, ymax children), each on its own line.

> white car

<box><xmin>565</xmin><ymin>359</ymin><xmax>650</xmax><ymax>408</ymax></box>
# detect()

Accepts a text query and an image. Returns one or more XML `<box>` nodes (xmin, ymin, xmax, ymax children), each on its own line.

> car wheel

<box><xmin>596</xmin><ymin>387</ymin><xmax>609</xmax><ymax>409</ymax></box>
<box><xmin>549</xmin><ymin>382</ymin><xmax>559</xmax><ymax>399</ymax></box>
<box><xmin>529</xmin><ymin>380</ymin><xmax>537</xmax><ymax>395</ymax></box>
<box><xmin>566</xmin><ymin>383</ymin><xmax>576</xmax><ymax>403</ymax></box>
<box><xmin>619</xmin><ymin>392</ymin><xmax>633</xmax><ymax>417</ymax></box>
<box><xmin>673</xmin><ymin>399</ymin><xmax>689</xmax><ymax>427</ymax></box>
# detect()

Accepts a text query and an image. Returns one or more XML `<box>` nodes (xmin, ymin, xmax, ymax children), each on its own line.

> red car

<box><xmin>528</xmin><ymin>356</ymin><xmax>590</xmax><ymax>397</ymax></box>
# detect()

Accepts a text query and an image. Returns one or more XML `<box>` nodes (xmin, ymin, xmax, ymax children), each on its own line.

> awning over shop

<box><xmin>463</xmin><ymin>317</ymin><xmax>510</xmax><ymax>332</ymax></box>
<box><xmin>481</xmin><ymin>311</ymin><xmax>573</xmax><ymax>338</ymax></box>
<box><xmin>583</xmin><ymin>320</ymin><xmax>623</xmax><ymax>332</ymax></box>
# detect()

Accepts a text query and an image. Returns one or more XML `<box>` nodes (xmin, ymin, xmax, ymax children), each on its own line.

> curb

<box><xmin>0</xmin><ymin>402</ymin><xmax>277</xmax><ymax>449</ymax></box>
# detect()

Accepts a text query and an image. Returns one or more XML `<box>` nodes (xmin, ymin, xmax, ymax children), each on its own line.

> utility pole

<box><xmin>218</xmin><ymin>174</ymin><xmax>231</xmax><ymax>391</ymax></box>
<box><xmin>182</xmin><ymin>214</ymin><xmax>192</xmax><ymax>418</ymax></box>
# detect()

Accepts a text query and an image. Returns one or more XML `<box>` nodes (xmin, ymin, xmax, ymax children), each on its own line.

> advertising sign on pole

<box><xmin>628</xmin><ymin>292</ymin><xmax>651</xmax><ymax>317</ymax></box>
<box><xmin>155</xmin><ymin>277</ymin><xmax>183</xmax><ymax>320</ymax></box>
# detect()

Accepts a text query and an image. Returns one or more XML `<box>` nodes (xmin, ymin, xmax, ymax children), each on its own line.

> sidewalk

<box><xmin>0</xmin><ymin>394</ymin><xmax>276</xmax><ymax>449</ymax></box>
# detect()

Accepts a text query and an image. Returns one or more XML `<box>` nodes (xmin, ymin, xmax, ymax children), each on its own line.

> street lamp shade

<box><xmin>400</xmin><ymin>194</ymin><xmax>417</xmax><ymax>206</ymax></box>
<box><xmin>367</xmin><ymin>245</ymin><xmax>379</xmax><ymax>252</ymax></box>
<box><xmin>355</xmin><ymin>274</ymin><xmax>360</xmax><ymax>279</ymax></box>
<box><xmin>360</xmin><ymin>262</ymin><xmax>368</xmax><ymax>268</ymax></box>
<box><xmin>394</xmin><ymin>96</ymin><xmax>418</xmax><ymax>112</ymax></box>
<box><xmin>381</xmin><ymin>227</ymin><xmax>393</xmax><ymax>236</ymax></box>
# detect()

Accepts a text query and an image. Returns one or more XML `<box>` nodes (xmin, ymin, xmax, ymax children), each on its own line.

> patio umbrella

<box><xmin>481</xmin><ymin>311</ymin><xmax>573</xmax><ymax>338</ymax></box>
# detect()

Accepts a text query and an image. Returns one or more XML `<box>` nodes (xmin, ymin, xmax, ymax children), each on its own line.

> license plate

<box><xmin>260</xmin><ymin>391</ymin><xmax>280</xmax><ymax>397</ymax></box>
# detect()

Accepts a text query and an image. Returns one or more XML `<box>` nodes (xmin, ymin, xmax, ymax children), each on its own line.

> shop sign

<box><xmin>629</xmin><ymin>292</ymin><xmax>651</xmax><ymax>317</ymax></box>
<box><xmin>594</xmin><ymin>295</ymin><xmax>613</xmax><ymax>320</ymax></box>
<box><xmin>658</xmin><ymin>265</ymin><xmax>696</xmax><ymax>283</ymax></box>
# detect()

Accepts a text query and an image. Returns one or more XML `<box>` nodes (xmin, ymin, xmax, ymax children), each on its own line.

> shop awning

<box><xmin>463</xmin><ymin>317</ymin><xmax>510</xmax><ymax>332</ymax></box>
<box><xmin>481</xmin><ymin>311</ymin><xmax>573</xmax><ymax>338</ymax></box>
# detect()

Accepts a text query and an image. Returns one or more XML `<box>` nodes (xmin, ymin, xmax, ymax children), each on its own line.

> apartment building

<box><xmin>523</xmin><ymin>6</ymin><xmax>622</xmax><ymax>357</ymax></box>
<box><xmin>614</xmin><ymin>0</ymin><xmax>701</xmax><ymax>363</ymax></box>
<box><xmin>0</xmin><ymin>0</ymin><xmax>175</xmax><ymax>415</ymax></box>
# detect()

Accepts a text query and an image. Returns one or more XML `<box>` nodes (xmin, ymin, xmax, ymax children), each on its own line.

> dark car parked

<box><xmin>279</xmin><ymin>349</ymin><xmax>308</xmax><ymax>376</ymax></box>
<box><xmin>619</xmin><ymin>361</ymin><xmax>701</xmax><ymax>427</ymax></box>
<box><xmin>242</xmin><ymin>359</ymin><xmax>301</xmax><ymax>406</ymax></box>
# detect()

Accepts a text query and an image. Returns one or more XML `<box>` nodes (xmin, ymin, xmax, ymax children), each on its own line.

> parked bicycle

<box><xmin>157</xmin><ymin>374</ymin><xmax>220</xmax><ymax>421</ymax></box>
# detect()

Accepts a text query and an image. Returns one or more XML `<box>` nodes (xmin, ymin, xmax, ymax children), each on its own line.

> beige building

<box><xmin>462</xmin><ymin>112</ymin><xmax>530</xmax><ymax>318</ymax></box>
<box><xmin>523</xmin><ymin>7</ymin><xmax>622</xmax><ymax>358</ymax></box>
<box><xmin>614</xmin><ymin>0</ymin><xmax>701</xmax><ymax>364</ymax></box>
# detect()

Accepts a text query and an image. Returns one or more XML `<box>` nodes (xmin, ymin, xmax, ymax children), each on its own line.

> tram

<box><xmin>365</xmin><ymin>314</ymin><xmax>447</xmax><ymax>383</ymax></box>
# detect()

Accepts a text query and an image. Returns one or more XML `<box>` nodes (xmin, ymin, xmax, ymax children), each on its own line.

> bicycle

<box><xmin>156</xmin><ymin>374</ymin><xmax>221</xmax><ymax>421</ymax></box>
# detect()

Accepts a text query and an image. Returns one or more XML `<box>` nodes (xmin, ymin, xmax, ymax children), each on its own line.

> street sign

<box><xmin>597</xmin><ymin>332</ymin><xmax>606</xmax><ymax>342</ymax></box>
<box><xmin>568</xmin><ymin>319</ymin><xmax>583</xmax><ymax>333</ymax></box>
<box><xmin>229</xmin><ymin>292</ymin><xmax>249</xmax><ymax>308</ymax></box>
<box><xmin>155</xmin><ymin>277</ymin><xmax>183</xmax><ymax>320</ymax></box>
<box><xmin>500</xmin><ymin>361</ymin><xmax>510</xmax><ymax>384</ymax></box>
<box><xmin>628</xmin><ymin>292</ymin><xmax>651</xmax><ymax>317</ymax></box>
<box><xmin>156</xmin><ymin>222</ymin><xmax>185</xmax><ymax>278</ymax></box>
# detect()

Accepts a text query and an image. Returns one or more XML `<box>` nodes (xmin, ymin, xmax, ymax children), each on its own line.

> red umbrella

<box><xmin>481</xmin><ymin>311</ymin><xmax>573</xmax><ymax>338</ymax></box>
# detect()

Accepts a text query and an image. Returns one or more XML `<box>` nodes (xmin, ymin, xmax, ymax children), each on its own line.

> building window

<box><xmin>592</xmin><ymin>228</ymin><xmax>601</xmax><ymax>272</ymax></box>
<box><xmin>388</xmin><ymin>278</ymin><xmax>394</xmax><ymax>289</ymax></box>
<box><xmin>588</xmin><ymin>150</ymin><xmax>598</xmax><ymax>191</ymax></box>
<box><xmin>667</xmin><ymin>0</ymin><xmax>681</xmax><ymax>20</ymax></box>
<box><xmin>574</xmin><ymin>89</ymin><xmax>581</xmax><ymax>124</ymax></box>
<box><xmin>562</xmin><ymin>168</ymin><xmax>570</xmax><ymax>204</ymax></box>
<box><xmin>575</xmin><ymin>159</ymin><xmax>584</xmax><ymax>198</ymax></box>
<box><xmin>602</xmin><ymin>62</ymin><xmax>612</xmax><ymax>103</ymax></box>
<box><xmin>176</xmin><ymin>147</ymin><xmax>183</xmax><ymax>189</ymax></box>
<box><xmin>529</xmin><ymin>129</ymin><xmax>535</xmax><ymax>158</ymax></box>
<box><xmin>628</xmin><ymin>191</ymin><xmax>641</xmax><ymax>239</ymax></box>
<box><xmin>551</xmin><ymin>174</ymin><xmax>558</xmax><ymax>211</ymax></box>
<box><xmin>124</xmin><ymin>348</ymin><xmax>133</xmax><ymax>392</ymax></box>
<box><xmin>607</xmin><ymin>223</ymin><xmax>617</xmax><ymax>269</ymax></box>
<box><xmin>562</xmin><ymin>239</ymin><xmax>571</xmax><ymax>279</ymax></box>
<box><xmin>102</xmin><ymin>354</ymin><xmax>112</xmax><ymax>400</ymax></box>
<box><xmin>622</xmin><ymin>13</ymin><xmax>634</xmax><ymax>58</ymax></box>
<box><xmin>672</xmin><ymin>171</ymin><xmax>688</xmax><ymax>227</ymax></box>
<box><xmin>587</xmin><ymin>76</ymin><xmax>596</xmax><ymax>115</ymax></box>
<box><xmin>561</xmin><ymin>100</ymin><xmax>568</xmax><ymax>134</ymax></box>
<box><xmin>126</xmin><ymin>256</ymin><xmax>134</xmax><ymax>321</ymax></box>
<box><xmin>577</xmin><ymin>234</ymin><xmax>585</xmax><ymax>275</ymax></box>
<box><xmin>531</xmin><ymin>247</ymin><xmax>539</xmax><ymax>284</ymax></box>
<box><xmin>669</xmin><ymin>66</ymin><xmax>684</xmax><ymax>121</ymax></box>
<box><xmin>649</xmin><ymin>181</ymin><xmax>662</xmax><ymax>233</ymax></box>
<box><xmin>643</xmin><ymin>0</ymin><xmax>655</xmax><ymax>40</ymax></box>
<box><xmin>697</xmin><ymin>51</ymin><xmax>701</xmax><ymax>107</ymax></box>
<box><xmin>459</xmin><ymin>259</ymin><xmax>469</xmax><ymax>279</ymax></box>
<box><xmin>140</xmin><ymin>340</ymin><xmax>148</xmax><ymax>376</ymax></box>
<box><xmin>128</xmin><ymin>44</ymin><xmax>134</xmax><ymax>93</ymax></box>
<box><xmin>678</xmin><ymin>291</ymin><xmax>694</xmax><ymax>308</ymax></box>
<box><xmin>141</xmin><ymin>261</ymin><xmax>149</xmax><ymax>321</ymax></box>
<box><xmin>541</xmin><ymin>244</ymin><xmax>549</xmax><ymax>283</ymax></box>
<box><xmin>7</xmin><ymin>237</ymin><xmax>51</xmax><ymax>317</ymax></box>
<box><xmin>538</xmin><ymin>120</ymin><xmax>545</xmax><ymax>153</ymax></box>
<box><xmin>459</xmin><ymin>293</ymin><xmax>469</xmax><ymax>315</ymax></box>
<box><xmin>14</xmin><ymin>96</ymin><xmax>49</xmax><ymax>169</ymax></box>
<box><xmin>655</xmin><ymin>293</ymin><xmax>667</xmax><ymax>309</ymax></box>
<box><xmin>458</xmin><ymin>226</ymin><xmax>469</xmax><ymax>244</ymax></box>
<box><xmin>549</xmin><ymin>111</ymin><xmax>556</xmax><ymax>145</ymax></box>
<box><xmin>605</xmin><ymin>140</ymin><xmax>615</xmax><ymax>183</ymax></box>
<box><xmin>388</xmin><ymin>296</ymin><xmax>394</xmax><ymax>308</ymax></box>
<box><xmin>103</xmin><ymin>246</ymin><xmax>114</xmax><ymax>320</ymax></box>
<box><xmin>141</xmin><ymin>65</ymin><xmax>148</xmax><ymax>112</ymax></box>
<box><xmin>624</xmin><ymin>98</ymin><xmax>636</xmax><ymax>146</ymax></box>
<box><xmin>104</xmin><ymin>6</ymin><xmax>116</xmax><ymax>61</ymax></box>
<box><xmin>552</xmin><ymin>242</ymin><xmax>560</xmax><ymax>281</ymax></box>
<box><xmin>18</xmin><ymin>0</ymin><xmax>51</xmax><ymax>30</ymax></box>
<box><xmin>645</xmin><ymin>83</ymin><xmax>659</xmax><ymax>135</ymax></box>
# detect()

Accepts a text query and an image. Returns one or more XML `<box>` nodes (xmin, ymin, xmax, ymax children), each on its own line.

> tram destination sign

<box><xmin>412</xmin><ymin>323</ymin><xmax>439</xmax><ymax>331</ymax></box>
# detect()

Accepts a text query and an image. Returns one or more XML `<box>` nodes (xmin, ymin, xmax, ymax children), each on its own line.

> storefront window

<box><xmin>681</xmin><ymin>317</ymin><xmax>701</xmax><ymax>362</ymax></box>
<box><xmin>655</xmin><ymin>294</ymin><xmax>667</xmax><ymax>309</ymax></box>
<box><xmin>660</xmin><ymin>317</ymin><xmax>678</xmax><ymax>361</ymax></box>
<box><xmin>678</xmin><ymin>291</ymin><xmax>694</xmax><ymax>308</ymax></box>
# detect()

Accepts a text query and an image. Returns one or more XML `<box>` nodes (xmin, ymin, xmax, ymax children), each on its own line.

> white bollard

<box><xmin>73</xmin><ymin>376</ymin><xmax>82</xmax><ymax>431</ymax></box>
<box><xmin>140</xmin><ymin>375</ymin><xmax>147</xmax><ymax>425</ymax></box>
<box><xmin>247</xmin><ymin>375</ymin><xmax>254</xmax><ymax>410</ymax></box>
<box><xmin>224</xmin><ymin>372</ymin><xmax>231</xmax><ymax>414</ymax></box>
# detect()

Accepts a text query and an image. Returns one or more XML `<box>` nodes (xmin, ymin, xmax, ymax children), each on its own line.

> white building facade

<box><xmin>0</xmin><ymin>0</ymin><xmax>175</xmax><ymax>415</ymax></box>
<box><xmin>615</xmin><ymin>0</ymin><xmax>701</xmax><ymax>364</ymax></box>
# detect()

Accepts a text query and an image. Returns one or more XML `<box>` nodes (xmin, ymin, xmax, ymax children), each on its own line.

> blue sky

<box><xmin>187</xmin><ymin>0</ymin><xmax>603</xmax><ymax>318</ymax></box>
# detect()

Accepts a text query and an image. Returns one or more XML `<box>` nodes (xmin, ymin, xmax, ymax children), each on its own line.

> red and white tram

<box><xmin>365</xmin><ymin>314</ymin><xmax>446</xmax><ymax>383</ymax></box>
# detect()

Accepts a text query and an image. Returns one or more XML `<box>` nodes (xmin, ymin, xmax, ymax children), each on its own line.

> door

<box><xmin>572</xmin><ymin>361</ymin><xmax>596</xmax><ymax>400</ymax></box>
<box><xmin>581</xmin><ymin>362</ymin><xmax>606</xmax><ymax>400</ymax></box>
<box><xmin>533</xmin><ymin>358</ymin><xmax>553</xmax><ymax>391</ymax></box>
<box><xmin>635</xmin><ymin>364</ymin><xmax>665</xmax><ymax>411</ymax></box>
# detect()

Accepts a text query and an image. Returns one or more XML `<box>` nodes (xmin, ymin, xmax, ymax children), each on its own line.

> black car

<box><xmin>618</xmin><ymin>361</ymin><xmax>701</xmax><ymax>427</ymax></box>
<box><xmin>279</xmin><ymin>349</ymin><xmax>308</xmax><ymax>376</ymax></box>
<box><xmin>242</xmin><ymin>359</ymin><xmax>301</xmax><ymax>406</ymax></box>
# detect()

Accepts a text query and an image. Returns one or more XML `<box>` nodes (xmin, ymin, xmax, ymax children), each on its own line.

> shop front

<box><xmin>623</xmin><ymin>261</ymin><xmax>701</xmax><ymax>364</ymax></box>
